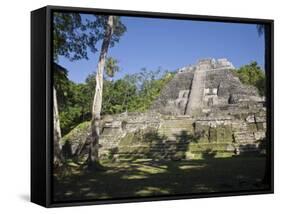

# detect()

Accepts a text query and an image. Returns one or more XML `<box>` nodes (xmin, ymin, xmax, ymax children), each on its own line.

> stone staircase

<box><xmin>185</xmin><ymin>69</ymin><xmax>206</xmax><ymax>115</ymax></box>
<box><xmin>234</xmin><ymin>143</ymin><xmax>260</xmax><ymax>154</ymax></box>
<box><xmin>233</xmin><ymin>131</ymin><xmax>256</xmax><ymax>144</ymax></box>
<box><xmin>233</xmin><ymin>122</ymin><xmax>260</xmax><ymax>154</ymax></box>
<box><xmin>158</xmin><ymin>118</ymin><xmax>194</xmax><ymax>141</ymax></box>
<box><xmin>99</xmin><ymin>121</ymin><xmax>126</xmax><ymax>158</ymax></box>
<box><xmin>115</xmin><ymin>118</ymin><xmax>195</xmax><ymax>160</ymax></box>
<box><xmin>98</xmin><ymin>113</ymin><xmax>266</xmax><ymax>160</ymax></box>
<box><xmin>117</xmin><ymin>140</ymin><xmax>189</xmax><ymax>160</ymax></box>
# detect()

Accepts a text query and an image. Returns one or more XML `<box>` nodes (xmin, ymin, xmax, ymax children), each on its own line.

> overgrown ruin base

<box><xmin>61</xmin><ymin>110</ymin><xmax>266</xmax><ymax>162</ymax></box>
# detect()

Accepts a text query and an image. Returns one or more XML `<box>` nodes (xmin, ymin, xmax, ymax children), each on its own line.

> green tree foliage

<box><xmin>53</xmin><ymin>63</ymin><xmax>72</xmax><ymax>108</ymax></box>
<box><xmin>53</xmin><ymin>13</ymin><xmax>98</xmax><ymax>61</ymax></box>
<box><xmin>53</xmin><ymin>64</ymin><xmax>93</xmax><ymax>134</ymax></box>
<box><xmin>53</xmin><ymin>13</ymin><xmax>126</xmax><ymax>135</ymax></box>
<box><xmin>128</xmin><ymin>69</ymin><xmax>175</xmax><ymax>112</ymax></box>
<box><xmin>105</xmin><ymin>57</ymin><xmax>120</xmax><ymax>80</ymax></box>
<box><xmin>234</xmin><ymin>61</ymin><xmax>265</xmax><ymax>96</ymax></box>
<box><xmin>57</xmin><ymin>81</ymin><xmax>92</xmax><ymax>135</ymax></box>
<box><xmin>102</xmin><ymin>78</ymin><xmax>137</xmax><ymax>114</ymax></box>
<box><xmin>53</xmin><ymin>13</ymin><xmax>126</xmax><ymax>61</ymax></box>
<box><xmin>57</xmin><ymin>68</ymin><xmax>174</xmax><ymax>136</ymax></box>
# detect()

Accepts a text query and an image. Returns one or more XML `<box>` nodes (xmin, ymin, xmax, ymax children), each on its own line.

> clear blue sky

<box><xmin>57</xmin><ymin>15</ymin><xmax>265</xmax><ymax>83</ymax></box>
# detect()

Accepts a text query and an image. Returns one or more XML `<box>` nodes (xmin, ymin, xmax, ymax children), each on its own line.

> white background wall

<box><xmin>0</xmin><ymin>0</ymin><xmax>279</xmax><ymax>212</ymax></box>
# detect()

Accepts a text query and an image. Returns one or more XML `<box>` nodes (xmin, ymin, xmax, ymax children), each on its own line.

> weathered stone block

<box><xmin>255</xmin><ymin>115</ymin><xmax>266</xmax><ymax>123</ymax></box>
<box><xmin>246</xmin><ymin>115</ymin><xmax>255</xmax><ymax>123</ymax></box>
<box><xmin>216</xmin><ymin>125</ymin><xmax>233</xmax><ymax>143</ymax></box>
<box><xmin>256</xmin><ymin>122</ymin><xmax>265</xmax><ymax>131</ymax></box>
<box><xmin>209</xmin><ymin>127</ymin><xmax>217</xmax><ymax>143</ymax></box>
<box><xmin>247</xmin><ymin>123</ymin><xmax>257</xmax><ymax>132</ymax></box>
<box><xmin>254</xmin><ymin>131</ymin><xmax>266</xmax><ymax>141</ymax></box>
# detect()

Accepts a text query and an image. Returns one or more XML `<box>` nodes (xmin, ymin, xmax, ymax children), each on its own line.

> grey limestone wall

<box><xmin>151</xmin><ymin>71</ymin><xmax>194</xmax><ymax>115</ymax></box>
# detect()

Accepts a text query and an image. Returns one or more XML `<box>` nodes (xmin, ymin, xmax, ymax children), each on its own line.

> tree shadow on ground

<box><xmin>141</xmin><ymin>130</ymin><xmax>199</xmax><ymax>161</ymax></box>
<box><xmin>53</xmin><ymin>155</ymin><xmax>267</xmax><ymax>202</ymax></box>
<box><xmin>201</xmin><ymin>149</ymin><xmax>217</xmax><ymax>159</ymax></box>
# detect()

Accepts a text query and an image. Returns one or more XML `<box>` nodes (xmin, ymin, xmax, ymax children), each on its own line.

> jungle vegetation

<box><xmin>54</xmin><ymin>65</ymin><xmax>175</xmax><ymax>136</ymax></box>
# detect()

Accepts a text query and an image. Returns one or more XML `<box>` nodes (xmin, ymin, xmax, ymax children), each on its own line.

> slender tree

<box><xmin>87</xmin><ymin>15</ymin><xmax>126</xmax><ymax>169</ymax></box>
<box><xmin>87</xmin><ymin>16</ymin><xmax>114</xmax><ymax>169</ymax></box>
<box><xmin>53</xmin><ymin>87</ymin><xmax>64</xmax><ymax>166</ymax></box>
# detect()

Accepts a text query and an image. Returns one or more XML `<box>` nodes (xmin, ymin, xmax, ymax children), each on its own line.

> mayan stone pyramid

<box><xmin>152</xmin><ymin>58</ymin><xmax>264</xmax><ymax>117</ymax></box>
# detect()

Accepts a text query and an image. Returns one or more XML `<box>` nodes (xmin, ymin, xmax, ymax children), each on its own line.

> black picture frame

<box><xmin>31</xmin><ymin>5</ymin><xmax>274</xmax><ymax>208</ymax></box>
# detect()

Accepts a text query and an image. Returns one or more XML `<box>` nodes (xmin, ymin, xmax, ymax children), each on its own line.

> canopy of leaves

<box><xmin>233</xmin><ymin>61</ymin><xmax>265</xmax><ymax>96</ymax></box>
<box><xmin>53</xmin><ymin>13</ymin><xmax>126</xmax><ymax>61</ymax></box>
<box><xmin>53</xmin><ymin>13</ymin><xmax>126</xmax><ymax>134</ymax></box>
<box><xmin>55</xmin><ymin>66</ymin><xmax>174</xmax><ymax>135</ymax></box>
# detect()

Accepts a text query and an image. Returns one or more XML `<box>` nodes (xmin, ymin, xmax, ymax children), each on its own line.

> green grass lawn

<box><xmin>53</xmin><ymin>156</ymin><xmax>267</xmax><ymax>202</ymax></box>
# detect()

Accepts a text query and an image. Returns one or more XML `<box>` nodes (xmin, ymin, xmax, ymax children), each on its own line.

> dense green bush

<box><xmin>233</xmin><ymin>61</ymin><xmax>265</xmax><ymax>96</ymax></box>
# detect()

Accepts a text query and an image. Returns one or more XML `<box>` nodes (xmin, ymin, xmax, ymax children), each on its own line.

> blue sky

<box><xmin>57</xmin><ymin>15</ymin><xmax>265</xmax><ymax>83</ymax></box>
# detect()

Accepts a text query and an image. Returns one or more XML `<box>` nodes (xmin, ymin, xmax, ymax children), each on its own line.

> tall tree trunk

<box><xmin>53</xmin><ymin>87</ymin><xmax>64</xmax><ymax>166</ymax></box>
<box><xmin>87</xmin><ymin>16</ymin><xmax>114</xmax><ymax>169</ymax></box>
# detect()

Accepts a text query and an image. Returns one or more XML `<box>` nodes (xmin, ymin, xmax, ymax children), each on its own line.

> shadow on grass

<box><xmin>53</xmin><ymin>155</ymin><xmax>267</xmax><ymax>202</ymax></box>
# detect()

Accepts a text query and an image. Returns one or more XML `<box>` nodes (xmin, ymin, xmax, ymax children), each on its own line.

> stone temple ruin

<box><xmin>152</xmin><ymin>58</ymin><xmax>264</xmax><ymax>116</ymax></box>
<box><xmin>62</xmin><ymin>58</ymin><xmax>267</xmax><ymax>161</ymax></box>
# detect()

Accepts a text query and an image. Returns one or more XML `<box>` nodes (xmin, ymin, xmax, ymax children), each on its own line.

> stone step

<box><xmin>159</xmin><ymin>129</ymin><xmax>190</xmax><ymax>134</ymax></box>
<box><xmin>235</xmin><ymin>143</ymin><xmax>260</xmax><ymax>153</ymax></box>
<box><xmin>186</xmin><ymin>69</ymin><xmax>206</xmax><ymax>115</ymax></box>
<box><xmin>233</xmin><ymin>131</ymin><xmax>257</xmax><ymax>144</ymax></box>
<box><xmin>159</xmin><ymin>127</ymin><xmax>191</xmax><ymax>131</ymax></box>
<box><xmin>118</xmin><ymin>151</ymin><xmax>186</xmax><ymax>156</ymax></box>
<box><xmin>158</xmin><ymin>129</ymin><xmax>192</xmax><ymax>138</ymax></box>
<box><xmin>160</xmin><ymin>124</ymin><xmax>194</xmax><ymax>129</ymax></box>
<box><xmin>235</xmin><ymin>139</ymin><xmax>256</xmax><ymax>144</ymax></box>
<box><xmin>118</xmin><ymin>146</ymin><xmax>187</xmax><ymax>151</ymax></box>
<box><xmin>119</xmin><ymin>141</ymin><xmax>188</xmax><ymax>146</ymax></box>
<box><xmin>157</xmin><ymin>135</ymin><xmax>190</xmax><ymax>141</ymax></box>
<box><xmin>116</xmin><ymin>155</ymin><xmax>184</xmax><ymax>161</ymax></box>
<box><xmin>234</xmin><ymin>136</ymin><xmax>255</xmax><ymax>140</ymax></box>
<box><xmin>118</xmin><ymin>145</ymin><xmax>188</xmax><ymax>151</ymax></box>
<box><xmin>234</xmin><ymin>139</ymin><xmax>256</xmax><ymax>144</ymax></box>
<box><xmin>234</xmin><ymin>138</ymin><xmax>256</xmax><ymax>142</ymax></box>
<box><xmin>234</xmin><ymin>131</ymin><xmax>255</xmax><ymax>137</ymax></box>
<box><xmin>234</xmin><ymin>135</ymin><xmax>255</xmax><ymax>140</ymax></box>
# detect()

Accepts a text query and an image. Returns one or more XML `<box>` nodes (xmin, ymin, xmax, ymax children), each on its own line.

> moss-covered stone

<box><xmin>60</xmin><ymin>121</ymin><xmax>91</xmax><ymax>161</ymax></box>
<box><xmin>189</xmin><ymin>143</ymin><xmax>234</xmax><ymax>153</ymax></box>
<box><xmin>119</xmin><ymin>133</ymin><xmax>135</xmax><ymax>146</ymax></box>
<box><xmin>256</xmin><ymin>122</ymin><xmax>265</xmax><ymax>131</ymax></box>
<box><xmin>61</xmin><ymin>121</ymin><xmax>91</xmax><ymax>146</ymax></box>
<box><xmin>248</xmin><ymin>123</ymin><xmax>258</xmax><ymax>132</ymax></box>
<box><xmin>59</xmin><ymin>111</ymin><xmax>265</xmax><ymax>162</ymax></box>
<box><xmin>216</xmin><ymin>125</ymin><xmax>233</xmax><ymax>143</ymax></box>
<box><xmin>209</xmin><ymin>127</ymin><xmax>217</xmax><ymax>143</ymax></box>
<box><xmin>118</xmin><ymin>145</ymin><xmax>150</xmax><ymax>154</ymax></box>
